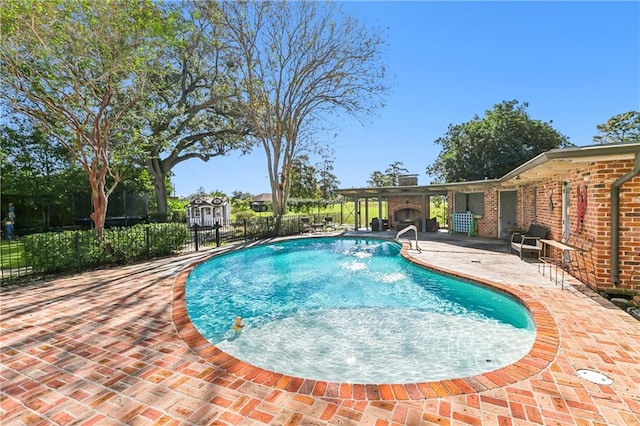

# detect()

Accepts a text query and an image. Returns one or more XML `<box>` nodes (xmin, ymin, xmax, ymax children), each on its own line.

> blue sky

<box><xmin>171</xmin><ymin>1</ymin><xmax>640</xmax><ymax>197</ymax></box>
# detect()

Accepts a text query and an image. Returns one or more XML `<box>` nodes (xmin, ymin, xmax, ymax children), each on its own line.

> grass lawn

<box><xmin>0</xmin><ymin>240</ymin><xmax>26</xmax><ymax>269</ymax></box>
<box><xmin>240</xmin><ymin>199</ymin><xmax>448</xmax><ymax>227</ymax></box>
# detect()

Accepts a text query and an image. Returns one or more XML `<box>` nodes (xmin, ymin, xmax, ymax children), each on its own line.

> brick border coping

<box><xmin>171</xmin><ymin>240</ymin><xmax>560</xmax><ymax>400</ymax></box>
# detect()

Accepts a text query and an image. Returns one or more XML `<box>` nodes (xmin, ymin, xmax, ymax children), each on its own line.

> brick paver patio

<box><xmin>1</xmin><ymin>235</ymin><xmax>639</xmax><ymax>425</ymax></box>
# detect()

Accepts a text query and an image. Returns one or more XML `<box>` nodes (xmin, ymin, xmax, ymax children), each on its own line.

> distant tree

<box><xmin>367</xmin><ymin>161</ymin><xmax>409</xmax><ymax>187</ymax></box>
<box><xmin>317</xmin><ymin>156</ymin><xmax>340</xmax><ymax>200</ymax></box>
<box><xmin>230</xmin><ymin>191</ymin><xmax>253</xmax><ymax>212</ymax></box>
<box><xmin>211</xmin><ymin>1</ymin><xmax>387</xmax><ymax>232</ymax></box>
<box><xmin>191</xmin><ymin>187</ymin><xmax>208</xmax><ymax>198</ymax></box>
<box><xmin>0</xmin><ymin>0</ymin><xmax>175</xmax><ymax>240</ymax></box>
<box><xmin>367</xmin><ymin>171</ymin><xmax>387</xmax><ymax>188</ymax></box>
<box><xmin>290</xmin><ymin>155</ymin><xmax>319</xmax><ymax>199</ymax></box>
<box><xmin>231</xmin><ymin>191</ymin><xmax>253</xmax><ymax>202</ymax></box>
<box><xmin>1</xmin><ymin>123</ymin><xmax>85</xmax><ymax>229</ymax></box>
<box><xmin>427</xmin><ymin>100</ymin><xmax>572</xmax><ymax>183</ymax></box>
<box><xmin>593</xmin><ymin>111</ymin><xmax>640</xmax><ymax>144</ymax></box>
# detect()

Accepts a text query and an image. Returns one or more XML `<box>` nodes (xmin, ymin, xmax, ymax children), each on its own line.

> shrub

<box><xmin>23</xmin><ymin>223</ymin><xmax>189</xmax><ymax>274</ymax></box>
<box><xmin>233</xmin><ymin>210</ymin><xmax>256</xmax><ymax>221</ymax></box>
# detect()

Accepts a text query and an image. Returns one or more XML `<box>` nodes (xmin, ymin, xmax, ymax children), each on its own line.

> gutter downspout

<box><xmin>610</xmin><ymin>152</ymin><xmax>640</xmax><ymax>286</ymax></box>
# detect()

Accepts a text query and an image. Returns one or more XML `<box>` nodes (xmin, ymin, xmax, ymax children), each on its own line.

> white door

<box><xmin>499</xmin><ymin>190</ymin><xmax>518</xmax><ymax>239</ymax></box>
<box><xmin>562</xmin><ymin>182</ymin><xmax>570</xmax><ymax>242</ymax></box>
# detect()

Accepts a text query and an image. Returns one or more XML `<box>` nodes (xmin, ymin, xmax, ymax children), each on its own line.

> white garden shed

<box><xmin>186</xmin><ymin>197</ymin><xmax>231</xmax><ymax>227</ymax></box>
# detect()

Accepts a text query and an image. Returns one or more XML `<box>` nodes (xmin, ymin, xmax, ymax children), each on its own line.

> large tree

<box><xmin>593</xmin><ymin>111</ymin><xmax>640</xmax><ymax>144</ymax></box>
<box><xmin>0</xmin><ymin>0</ymin><xmax>174</xmax><ymax>239</ymax></box>
<box><xmin>427</xmin><ymin>100</ymin><xmax>572</xmax><ymax>183</ymax></box>
<box><xmin>210</xmin><ymin>1</ymin><xmax>387</xmax><ymax>231</ymax></box>
<box><xmin>139</xmin><ymin>2</ymin><xmax>252</xmax><ymax>215</ymax></box>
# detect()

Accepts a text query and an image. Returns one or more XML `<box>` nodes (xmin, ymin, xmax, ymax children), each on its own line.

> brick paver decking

<box><xmin>2</xmin><ymin>236</ymin><xmax>639</xmax><ymax>425</ymax></box>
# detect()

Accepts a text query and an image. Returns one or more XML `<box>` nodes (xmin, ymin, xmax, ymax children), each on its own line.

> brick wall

<box><xmin>414</xmin><ymin>158</ymin><xmax>639</xmax><ymax>290</ymax></box>
<box><xmin>586</xmin><ymin>159</ymin><xmax>640</xmax><ymax>290</ymax></box>
<box><xmin>519</xmin><ymin>186</ymin><xmax>536</xmax><ymax>230</ymax></box>
<box><xmin>387</xmin><ymin>196</ymin><xmax>428</xmax><ymax>229</ymax></box>
<box><xmin>476</xmin><ymin>189</ymin><xmax>497</xmax><ymax>238</ymax></box>
<box><xmin>525</xmin><ymin>160</ymin><xmax>639</xmax><ymax>290</ymax></box>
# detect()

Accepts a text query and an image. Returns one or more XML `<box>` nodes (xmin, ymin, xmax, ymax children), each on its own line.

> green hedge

<box><xmin>24</xmin><ymin>223</ymin><xmax>189</xmax><ymax>274</ymax></box>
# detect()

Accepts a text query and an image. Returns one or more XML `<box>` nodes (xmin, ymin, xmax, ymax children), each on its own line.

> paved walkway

<box><xmin>2</xmin><ymin>232</ymin><xmax>639</xmax><ymax>425</ymax></box>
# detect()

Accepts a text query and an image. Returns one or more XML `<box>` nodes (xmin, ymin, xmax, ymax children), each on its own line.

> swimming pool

<box><xmin>185</xmin><ymin>237</ymin><xmax>536</xmax><ymax>384</ymax></box>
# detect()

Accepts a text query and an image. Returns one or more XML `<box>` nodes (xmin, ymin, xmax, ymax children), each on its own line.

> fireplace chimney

<box><xmin>398</xmin><ymin>174</ymin><xmax>418</xmax><ymax>186</ymax></box>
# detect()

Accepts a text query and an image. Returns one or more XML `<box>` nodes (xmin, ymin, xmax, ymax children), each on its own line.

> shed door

<box><xmin>499</xmin><ymin>190</ymin><xmax>518</xmax><ymax>239</ymax></box>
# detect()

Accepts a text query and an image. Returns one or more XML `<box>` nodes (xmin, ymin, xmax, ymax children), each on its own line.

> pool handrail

<box><xmin>395</xmin><ymin>225</ymin><xmax>421</xmax><ymax>252</ymax></box>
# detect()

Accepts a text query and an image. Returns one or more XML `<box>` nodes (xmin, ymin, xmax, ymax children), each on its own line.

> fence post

<box><xmin>75</xmin><ymin>232</ymin><xmax>81</xmax><ymax>272</ymax></box>
<box><xmin>145</xmin><ymin>226</ymin><xmax>150</xmax><ymax>258</ymax></box>
<box><xmin>242</xmin><ymin>219</ymin><xmax>246</xmax><ymax>242</ymax></box>
<box><xmin>215</xmin><ymin>221</ymin><xmax>220</xmax><ymax>247</ymax></box>
<box><xmin>194</xmin><ymin>224</ymin><xmax>199</xmax><ymax>251</ymax></box>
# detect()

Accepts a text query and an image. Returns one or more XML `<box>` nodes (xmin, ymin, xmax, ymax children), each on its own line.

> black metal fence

<box><xmin>0</xmin><ymin>214</ymin><xmax>344</xmax><ymax>286</ymax></box>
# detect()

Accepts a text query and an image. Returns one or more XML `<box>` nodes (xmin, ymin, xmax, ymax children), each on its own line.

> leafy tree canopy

<box><xmin>138</xmin><ymin>1</ymin><xmax>253</xmax><ymax>215</ymax></box>
<box><xmin>593</xmin><ymin>111</ymin><xmax>640</xmax><ymax>144</ymax></box>
<box><xmin>0</xmin><ymin>0</ymin><xmax>177</xmax><ymax>239</ymax></box>
<box><xmin>290</xmin><ymin>155</ymin><xmax>320</xmax><ymax>199</ymax></box>
<box><xmin>426</xmin><ymin>100</ymin><xmax>572</xmax><ymax>183</ymax></box>
<box><xmin>1</xmin><ymin>122</ymin><xmax>85</xmax><ymax>229</ymax></box>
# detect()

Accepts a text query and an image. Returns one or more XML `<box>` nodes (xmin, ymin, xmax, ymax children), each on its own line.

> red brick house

<box><xmin>338</xmin><ymin>142</ymin><xmax>640</xmax><ymax>290</ymax></box>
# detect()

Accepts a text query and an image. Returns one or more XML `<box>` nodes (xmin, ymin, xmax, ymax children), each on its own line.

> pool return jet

<box><xmin>395</xmin><ymin>225</ymin><xmax>421</xmax><ymax>252</ymax></box>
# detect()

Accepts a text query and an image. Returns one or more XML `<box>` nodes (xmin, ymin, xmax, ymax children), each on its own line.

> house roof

<box><xmin>252</xmin><ymin>193</ymin><xmax>272</xmax><ymax>202</ymax></box>
<box><xmin>336</xmin><ymin>142</ymin><xmax>640</xmax><ymax>197</ymax></box>
<box><xmin>499</xmin><ymin>142</ymin><xmax>640</xmax><ymax>186</ymax></box>
<box><xmin>187</xmin><ymin>196</ymin><xmax>228</xmax><ymax>207</ymax></box>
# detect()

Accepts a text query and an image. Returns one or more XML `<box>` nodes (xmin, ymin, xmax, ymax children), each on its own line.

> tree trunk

<box><xmin>148</xmin><ymin>157</ymin><xmax>169</xmax><ymax>215</ymax></box>
<box><xmin>271</xmin><ymin>174</ymin><xmax>291</xmax><ymax>234</ymax></box>
<box><xmin>89</xmin><ymin>179</ymin><xmax>108</xmax><ymax>241</ymax></box>
<box><xmin>270</xmin><ymin>180</ymin><xmax>286</xmax><ymax>234</ymax></box>
<box><xmin>152</xmin><ymin>171</ymin><xmax>169</xmax><ymax>215</ymax></box>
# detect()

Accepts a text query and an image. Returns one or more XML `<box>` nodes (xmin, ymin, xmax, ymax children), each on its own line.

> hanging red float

<box><xmin>576</xmin><ymin>185</ymin><xmax>587</xmax><ymax>233</ymax></box>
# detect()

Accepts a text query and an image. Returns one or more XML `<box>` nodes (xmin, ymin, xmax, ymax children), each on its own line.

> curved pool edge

<box><xmin>171</xmin><ymin>238</ymin><xmax>560</xmax><ymax>401</ymax></box>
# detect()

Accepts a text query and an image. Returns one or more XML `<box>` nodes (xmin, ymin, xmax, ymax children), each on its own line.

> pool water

<box><xmin>185</xmin><ymin>237</ymin><xmax>536</xmax><ymax>384</ymax></box>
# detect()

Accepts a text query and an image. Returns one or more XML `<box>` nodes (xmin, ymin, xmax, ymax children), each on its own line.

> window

<box><xmin>454</xmin><ymin>192</ymin><xmax>485</xmax><ymax>215</ymax></box>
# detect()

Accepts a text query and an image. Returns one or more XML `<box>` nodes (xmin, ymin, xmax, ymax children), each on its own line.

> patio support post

<box><xmin>365</xmin><ymin>198</ymin><xmax>369</xmax><ymax>230</ymax></box>
<box><xmin>421</xmin><ymin>194</ymin><xmax>427</xmax><ymax>232</ymax></box>
<box><xmin>610</xmin><ymin>152</ymin><xmax>640</xmax><ymax>286</ymax></box>
<box><xmin>378</xmin><ymin>196</ymin><xmax>383</xmax><ymax>231</ymax></box>
<box><xmin>354</xmin><ymin>198</ymin><xmax>359</xmax><ymax>230</ymax></box>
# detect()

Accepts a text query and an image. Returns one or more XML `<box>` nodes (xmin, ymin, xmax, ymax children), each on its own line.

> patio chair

<box><xmin>510</xmin><ymin>224</ymin><xmax>549</xmax><ymax>259</ymax></box>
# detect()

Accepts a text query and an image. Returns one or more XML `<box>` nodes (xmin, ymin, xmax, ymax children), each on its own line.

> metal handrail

<box><xmin>395</xmin><ymin>225</ymin><xmax>421</xmax><ymax>252</ymax></box>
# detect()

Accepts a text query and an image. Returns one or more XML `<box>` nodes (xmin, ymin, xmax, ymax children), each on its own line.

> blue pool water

<box><xmin>186</xmin><ymin>237</ymin><xmax>536</xmax><ymax>383</ymax></box>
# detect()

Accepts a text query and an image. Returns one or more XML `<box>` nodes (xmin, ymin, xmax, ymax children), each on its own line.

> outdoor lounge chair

<box><xmin>510</xmin><ymin>224</ymin><xmax>549</xmax><ymax>259</ymax></box>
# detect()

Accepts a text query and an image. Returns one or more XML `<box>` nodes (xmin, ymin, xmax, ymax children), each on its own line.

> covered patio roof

<box><xmin>336</xmin><ymin>184</ymin><xmax>448</xmax><ymax>198</ymax></box>
<box><xmin>337</xmin><ymin>142</ymin><xmax>640</xmax><ymax>197</ymax></box>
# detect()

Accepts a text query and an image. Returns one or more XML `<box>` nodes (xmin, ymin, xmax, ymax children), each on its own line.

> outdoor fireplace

<box><xmin>393</xmin><ymin>208</ymin><xmax>422</xmax><ymax>231</ymax></box>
